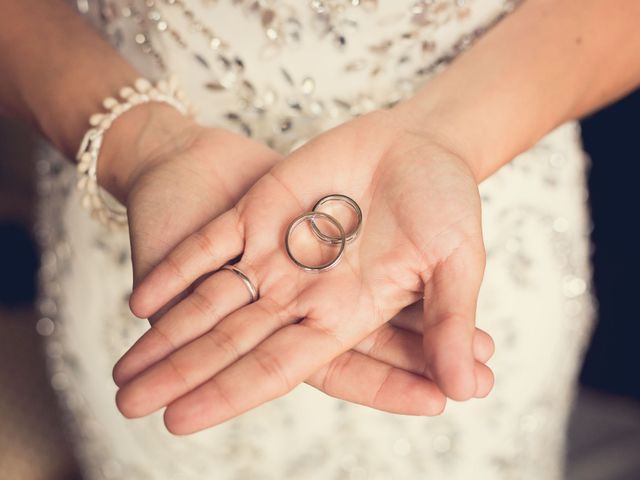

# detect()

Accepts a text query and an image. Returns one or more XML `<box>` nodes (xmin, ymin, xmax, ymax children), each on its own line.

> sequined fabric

<box><xmin>37</xmin><ymin>1</ymin><xmax>594</xmax><ymax>478</ymax></box>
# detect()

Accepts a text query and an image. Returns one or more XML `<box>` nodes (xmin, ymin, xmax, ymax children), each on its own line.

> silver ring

<box><xmin>310</xmin><ymin>194</ymin><xmax>362</xmax><ymax>244</ymax></box>
<box><xmin>221</xmin><ymin>264</ymin><xmax>259</xmax><ymax>303</ymax></box>
<box><xmin>285</xmin><ymin>211</ymin><xmax>346</xmax><ymax>272</ymax></box>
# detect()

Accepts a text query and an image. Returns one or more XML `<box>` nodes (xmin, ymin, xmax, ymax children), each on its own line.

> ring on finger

<box><xmin>221</xmin><ymin>264</ymin><xmax>259</xmax><ymax>303</ymax></box>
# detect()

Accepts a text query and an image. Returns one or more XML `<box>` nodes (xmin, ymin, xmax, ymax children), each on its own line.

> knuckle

<box><xmin>369</xmin><ymin>327</ymin><xmax>397</xmax><ymax>357</ymax></box>
<box><xmin>255</xmin><ymin>297</ymin><xmax>290</xmax><ymax>328</ymax></box>
<box><xmin>192</xmin><ymin>230</ymin><xmax>217</xmax><ymax>259</ymax></box>
<box><xmin>164</xmin><ymin>254</ymin><xmax>188</xmax><ymax>284</ymax></box>
<box><xmin>165</xmin><ymin>355</ymin><xmax>193</xmax><ymax>390</ymax></box>
<box><xmin>252</xmin><ymin>347</ymin><xmax>294</xmax><ymax>394</ymax></box>
<box><xmin>150</xmin><ymin>323</ymin><xmax>178</xmax><ymax>351</ymax></box>
<box><xmin>208</xmin><ymin>377</ymin><xmax>241</xmax><ymax>417</ymax></box>
<box><xmin>370</xmin><ymin>367</ymin><xmax>394</xmax><ymax>408</ymax></box>
<box><xmin>303</xmin><ymin>319</ymin><xmax>345</xmax><ymax>349</ymax></box>
<box><xmin>321</xmin><ymin>352</ymin><xmax>353</xmax><ymax>394</ymax></box>
<box><xmin>204</xmin><ymin>328</ymin><xmax>242</xmax><ymax>361</ymax></box>
<box><xmin>189</xmin><ymin>289</ymin><xmax>216</xmax><ymax>317</ymax></box>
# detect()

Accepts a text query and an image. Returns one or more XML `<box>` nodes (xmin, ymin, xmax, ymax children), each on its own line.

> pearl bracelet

<box><xmin>75</xmin><ymin>76</ymin><xmax>192</xmax><ymax>229</ymax></box>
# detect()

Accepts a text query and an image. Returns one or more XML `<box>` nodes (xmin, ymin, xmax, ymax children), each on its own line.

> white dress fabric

<box><xmin>37</xmin><ymin>1</ymin><xmax>595</xmax><ymax>479</ymax></box>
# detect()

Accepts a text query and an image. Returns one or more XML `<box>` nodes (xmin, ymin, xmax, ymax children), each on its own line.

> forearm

<box><xmin>393</xmin><ymin>0</ymin><xmax>640</xmax><ymax>181</ymax></box>
<box><xmin>0</xmin><ymin>0</ymin><xmax>141</xmax><ymax>155</ymax></box>
<box><xmin>0</xmin><ymin>0</ymin><xmax>192</xmax><ymax>201</ymax></box>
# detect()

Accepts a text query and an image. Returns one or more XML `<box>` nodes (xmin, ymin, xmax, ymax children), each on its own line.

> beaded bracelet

<box><xmin>75</xmin><ymin>76</ymin><xmax>193</xmax><ymax>229</ymax></box>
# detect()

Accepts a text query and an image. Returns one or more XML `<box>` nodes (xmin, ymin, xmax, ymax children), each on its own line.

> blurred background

<box><xmin>0</xmin><ymin>90</ymin><xmax>639</xmax><ymax>479</ymax></box>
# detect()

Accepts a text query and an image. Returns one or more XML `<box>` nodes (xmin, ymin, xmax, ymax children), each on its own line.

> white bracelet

<box><xmin>75</xmin><ymin>75</ymin><xmax>193</xmax><ymax>229</ymax></box>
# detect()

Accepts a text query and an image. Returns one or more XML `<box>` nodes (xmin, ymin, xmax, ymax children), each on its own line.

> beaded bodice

<box><xmin>79</xmin><ymin>0</ymin><xmax>519</xmax><ymax>153</ymax></box>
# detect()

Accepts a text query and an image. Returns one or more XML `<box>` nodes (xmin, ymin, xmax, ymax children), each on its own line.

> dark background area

<box><xmin>581</xmin><ymin>88</ymin><xmax>640</xmax><ymax>399</ymax></box>
<box><xmin>0</xmin><ymin>89</ymin><xmax>638</xmax><ymax>479</ymax></box>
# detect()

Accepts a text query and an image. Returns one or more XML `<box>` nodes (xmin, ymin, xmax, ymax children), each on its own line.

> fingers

<box><xmin>113</xmin><ymin>267</ymin><xmax>260</xmax><ymax>386</ymax></box>
<box><xmin>129</xmin><ymin>208</ymin><xmax>244</xmax><ymax>319</ymax></box>
<box><xmin>162</xmin><ymin>326</ymin><xmax>447</xmax><ymax>435</ymax></box>
<box><xmin>115</xmin><ymin>297</ymin><xmax>297</xmax><ymax>419</ymax></box>
<box><xmin>160</xmin><ymin>308</ymin><xmax>492</xmax><ymax>434</ymax></box>
<box><xmin>473</xmin><ymin>328</ymin><xmax>495</xmax><ymax>364</ymax></box>
<box><xmin>473</xmin><ymin>362</ymin><xmax>494</xmax><ymax>399</ymax></box>
<box><xmin>422</xmin><ymin>245</ymin><xmax>486</xmax><ymax>401</ymax></box>
<box><xmin>306</xmin><ymin>351</ymin><xmax>446</xmax><ymax>416</ymax></box>
<box><xmin>160</xmin><ymin>321</ymin><xmax>492</xmax><ymax>435</ymax></box>
<box><xmin>161</xmin><ymin>321</ymin><xmax>350</xmax><ymax>433</ymax></box>
<box><xmin>355</xmin><ymin>324</ymin><xmax>495</xmax><ymax>376</ymax></box>
<box><xmin>354</xmin><ymin>325</ymin><xmax>424</xmax><ymax>375</ymax></box>
<box><xmin>387</xmin><ymin>302</ymin><xmax>495</xmax><ymax>363</ymax></box>
<box><xmin>355</xmin><ymin>324</ymin><xmax>494</xmax><ymax>399</ymax></box>
<box><xmin>117</xmin><ymin>317</ymin><xmax>495</xmax><ymax>419</ymax></box>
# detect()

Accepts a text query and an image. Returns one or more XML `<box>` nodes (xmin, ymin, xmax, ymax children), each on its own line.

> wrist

<box><xmin>387</xmin><ymin>0</ymin><xmax>598</xmax><ymax>183</ymax></box>
<box><xmin>97</xmin><ymin>101</ymin><xmax>199</xmax><ymax>204</ymax></box>
<box><xmin>389</xmin><ymin>88</ymin><xmax>515</xmax><ymax>183</ymax></box>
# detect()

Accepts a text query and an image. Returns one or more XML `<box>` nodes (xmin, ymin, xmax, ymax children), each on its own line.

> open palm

<box><xmin>118</xmin><ymin>110</ymin><xmax>493</xmax><ymax>434</ymax></box>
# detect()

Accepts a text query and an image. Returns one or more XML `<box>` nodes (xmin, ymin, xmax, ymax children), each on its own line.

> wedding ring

<box><xmin>310</xmin><ymin>194</ymin><xmax>362</xmax><ymax>244</ymax></box>
<box><xmin>221</xmin><ymin>264</ymin><xmax>259</xmax><ymax>303</ymax></box>
<box><xmin>285</xmin><ymin>211</ymin><xmax>346</xmax><ymax>272</ymax></box>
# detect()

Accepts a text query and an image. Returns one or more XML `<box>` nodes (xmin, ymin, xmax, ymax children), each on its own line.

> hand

<box><xmin>106</xmin><ymin>104</ymin><xmax>493</xmax><ymax>420</ymax></box>
<box><xmin>117</xmin><ymin>108</ymin><xmax>493</xmax><ymax>434</ymax></box>
<box><xmin>98</xmin><ymin>103</ymin><xmax>279</xmax><ymax>301</ymax></box>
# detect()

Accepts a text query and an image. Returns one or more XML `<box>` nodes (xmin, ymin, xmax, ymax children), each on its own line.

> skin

<box><xmin>122</xmin><ymin>0</ymin><xmax>640</xmax><ymax>435</ymax></box>
<box><xmin>118</xmin><ymin>117</ymin><xmax>496</xmax><ymax>416</ymax></box>
<box><xmin>0</xmin><ymin>0</ymin><xmax>492</xmax><ymax>418</ymax></box>
<box><xmin>121</xmin><ymin>110</ymin><xmax>489</xmax><ymax>435</ymax></box>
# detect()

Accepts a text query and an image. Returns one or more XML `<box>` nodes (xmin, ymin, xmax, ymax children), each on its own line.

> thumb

<box><xmin>422</xmin><ymin>244</ymin><xmax>486</xmax><ymax>401</ymax></box>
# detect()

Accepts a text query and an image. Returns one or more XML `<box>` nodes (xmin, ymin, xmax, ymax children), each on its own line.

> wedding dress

<box><xmin>36</xmin><ymin>1</ymin><xmax>595</xmax><ymax>478</ymax></box>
